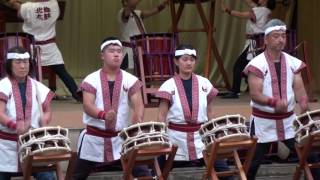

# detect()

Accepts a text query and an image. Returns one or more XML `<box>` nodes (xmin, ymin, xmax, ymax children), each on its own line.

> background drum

<box><xmin>293</xmin><ymin>109</ymin><xmax>320</xmax><ymax>145</ymax></box>
<box><xmin>199</xmin><ymin>114</ymin><xmax>250</xmax><ymax>153</ymax></box>
<box><xmin>19</xmin><ymin>126</ymin><xmax>71</xmax><ymax>164</ymax></box>
<box><xmin>0</xmin><ymin>32</ymin><xmax>39</xmax><ymax>79</ymax></box>
<box><xmin>130</xmin><ymin>33</ymin><xmax>176</xmax><ymax>83</ymax></box>
<box><xmin>246</xmin><ymin>30</ymin><xmax>297</xmax><ymax>57</ymax></box>
<box><xmin>119</xmin><ymin>122</ymin><xmax>171</xmax><ymax>160</ymax></box>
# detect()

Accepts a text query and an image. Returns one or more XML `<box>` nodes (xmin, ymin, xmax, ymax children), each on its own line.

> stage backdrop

<box><xmin>6</xmin><ymin>0</ymin><xmax>320</xmax><ymax>94</ymax></box>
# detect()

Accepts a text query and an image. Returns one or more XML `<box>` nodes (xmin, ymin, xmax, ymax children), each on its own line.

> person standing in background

<box><xmin>9</xmin><ymin>0</ymin><xmax>82</xmax><ymax>102</ymax></box>
<box><xmin>118</xmin><ymin>0</ymin><xmax>168</xmax><ymax>70</ymax></box>
<box><xmin>221</xmin><ymin>0</ymin><xmax>275</xmax><ymax>99</ymax></box>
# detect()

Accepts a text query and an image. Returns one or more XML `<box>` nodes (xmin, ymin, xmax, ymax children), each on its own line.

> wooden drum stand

<box><xmin>202</xmin><ymin>138</ymin><xmax>257</xmax><ymax>180</ymax></box>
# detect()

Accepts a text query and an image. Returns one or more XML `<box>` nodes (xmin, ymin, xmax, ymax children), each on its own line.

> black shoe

<box><xmin>221</xmin><ymin>92</ymin><xmax>239</xmax><ymax>99</ymax></box>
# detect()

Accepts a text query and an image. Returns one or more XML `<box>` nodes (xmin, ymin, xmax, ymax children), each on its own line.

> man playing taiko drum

<box><xmin>73</xmin><ymin>37</ymin><xmax>150</xmax><ymax>179</ymax></box>
<box><xmin>243</xmin><ymin>19</ymin><xmax>320</xmax><ymax>180</ymax></box>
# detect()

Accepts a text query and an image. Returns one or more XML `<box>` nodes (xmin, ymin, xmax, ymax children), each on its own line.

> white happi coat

<box><xmin>0</xmin><ymin>77</ymin><xmax>54</xmax><ymax>172</ymax></box>
<box><xmin>78</xmin><ymin>69</ymin><xmax>142</xmax><ymax>162</ymax></box>
<box><xmin>245</xmin><ymin>6</ymin><xmax>271</xmax><ymax>59</ymax></box>
<box><xmin>118</xmin><ymin>8</ymin><xmax>146</xmax><ymax>69</ymax></box>
<box><xmin>243</xmin><ymin>52</ymin><xmax>306</xmax><ymax>143</ymax></box>
<box><xmin>20</xmin><ymin>0</ymin><xmax>64</xmax><ymax>66</ymax></box>
<box><xmin>156</xmin><ymin>74</ymin><xmax>218</xmax><ymax>161</ymax></box>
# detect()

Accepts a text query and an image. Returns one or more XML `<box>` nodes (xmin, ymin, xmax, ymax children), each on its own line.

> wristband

<box><xmin>157</xmin><ymin>4</ymin><xmax>165</xmax><ymax>12</ymax></box>
<box><xmin>299</xmin><ymin>95</ymin><xmax>309</xmax><ymax>111</ymax></box>
<box><xmin>97</xmin><ymin>110</ymin><xmax>106</xmax><ymax>120</ymax></box>
<box><xmin>5</xmin><ymin>119</ymin><xmax>17</xmax><ymax>130</ymax></box>
<box><xmin>267</xmin><ymin>98</ymin><xmax>277</xmax><ymax>107</ymax></box>
<box><xmin>225</xmin><ymin>8</ymin><xmax>232</xmax><ymax>15</ymax></box>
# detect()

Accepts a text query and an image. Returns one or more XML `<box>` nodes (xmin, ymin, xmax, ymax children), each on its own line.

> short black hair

<box><xmin>174</xmin><ymin>44</ymin><xmax>197</xmax><ymax>59</ymax></box>
<box><xmin>5</xmin><ymin>46</ymin><xmax>33</xmax><ymax>77</ymax></box>
<box><xmin>100</xmin><ymin>36</ymin><xmax>121</xmax><ymax>52</ymax></box>
<box><xmin>266</xmin><ymin>0</ymin><xmax>276</xmax><ymax>10</ymax></box>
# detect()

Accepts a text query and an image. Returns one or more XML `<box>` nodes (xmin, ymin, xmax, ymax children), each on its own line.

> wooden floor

<box><xmin>49</xmin><ymin>93</ymin><xmax>320</xmax><ymax>129</ymax></box>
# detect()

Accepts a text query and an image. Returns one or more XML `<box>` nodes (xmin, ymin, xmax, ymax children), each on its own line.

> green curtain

<box><xmin>6</xmin><ymin>0</ymin><xmax>319</xmax><ymax>94</ymax></box>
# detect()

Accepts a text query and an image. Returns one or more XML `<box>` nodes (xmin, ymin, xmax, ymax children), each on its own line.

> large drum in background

<box><xmin>119</xmin><ymin>122</ymin><xmax>171</xmax><ymax>160</ymax></box>
<box><xmin>246</xmin><ymin>30</ymin><xmax>297</xmax><ymax>57</ymax></box>
<box><xmin>19</xmin><ymin>126</ymin><xmax>71</xmax><ymax>163</ymax></box>
<box><xmin>293</xmin><ymin>109</ymin><xmax>320</xmax><ymax>145</ymax></box>
<box><xmin>199</xmin><ymin>114</ymin><xmax>250</xmax><ymax>153</ymax></box>
<box><xmin>0</xmin><ymin>32</ymin><xmax>39</xmax><ymax>79</ymax></box>
<box><xmin>130</xmin><ymin>33</ymin><xmax>176</xmax><ymax>82</ymax></box>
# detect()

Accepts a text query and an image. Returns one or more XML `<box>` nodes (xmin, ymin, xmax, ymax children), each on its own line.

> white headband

<box><xmin>100</xmin><ymin>40</ymin><xmax>122</xmax><ymax>51</ymax></box>
<box><xmin>175</xmin><ymin>49</ymin><xmax>197</xmax><ymax>57</ymax></box>
<box><xmin>6</xmin><ymin>52</ymin><xmax>30</xmax><ymax>60</ymax></box>
<box><xmin>264</xmin><ymin>25</ymin><xmax>287</xmax><ymax>35</ymax></box>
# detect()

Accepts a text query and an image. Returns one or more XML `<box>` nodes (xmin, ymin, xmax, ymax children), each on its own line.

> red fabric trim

<box><xmin>0</xmin><ymin>92</ymin><xmax>8</xmax><ymax>103</ymax></box>
<box><xmin>168</xmin><ymin>122</ymin><xmax>201</xmax><ymax>132</ymax></box>
<box><xmin>128</xmin><ymin>80</ymin><xmax>142</xmax><ymax>97</ymax></box>
<box><xmin>35</xmin><ymin>37</ymin><xmax>56</xmax><ymax>45</ymax></box>
<box><xmin>42</xmin><ymin>91</ymin><xmax>55</xmax><ymax>111</ymax></box>
<box><xmin>110</xmin><ymin>71</ymin><xmax>122</xmax><ymax>129</ymax></box>
<box><xmin>243</xmin><ymin>65</ymin><xmax>264</xmax><ymax>79</ymax></box>
<box><xmin>81</xmin><ymin>82</ymin><xmax>97</xmax><ymax>94</ymax></box>
<box><xmin>24</xmin><ymin>78</ymin><xmax>32</xmax><ymax>125</ymax></box>
<box><xmin>174</xmin><ymin>75</ymin><xmax>192</xmax><ymax>122</ymax></box>
<box><xmin>100</xmin><ymin>71</ymin><xmax>112</xmax><ymax>129</ymax></box>
<box><xmin>280</xmin><ymin>53</ymin><xmax>287</xmax><ymax>100</ymax></box>
<box><xmin>252</xmin><ymin>108</ymin><xmax>294</xmax><ymax>120</ymax></box>
<box><xmin>86</xmin><ymin>126</ymin><xmax>119</xmax><ymax>138</ymax></box>
<box><xmin>187</xmin><ymin>133</ymin><xmax>197</xmax><ymax>160</ymax></box>
<box><xmin>0</xmin><ymin>131</ymin><xmax>18</xmax><ymax>141</ymax></box>
<box><xmin>276</xmin><ymin>120</ymin><xmax>285</xmax><ymax>141</ymax></box>
<box><xmin>155</xmin><ymin>91</ymin><xmax>172</xmax><ymax>104</ymax></box>
<box><xmin>207</xmin><ymin>87</ymin><xmax>218</xmax><ymax>104</ymax></box>
<box><xmin>191</xmin><ymin>74</ymin><xmax>199</xmax><ymax>124</ymax></box>
<box><xmin>264</xmin><ymin>52</ymin><xmax>281</xmax><ymax>99</ymax></box>
<box><xmin>104</xmin><ymin>138</ymin><xmax>114</xmax><ymax>162</ymax></box>
<box><xmin>10</xmin><ymin>78</ymin><xmax>24</xmax><ymax>122</ymax></box>
<box><xmin>294</xmin><ymin>62</ymin><xmax>306</xmax><ymax>74</ymax></box>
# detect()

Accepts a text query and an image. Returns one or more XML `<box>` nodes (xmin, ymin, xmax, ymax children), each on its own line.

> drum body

<box><xmin>0</xmin><ymin>32</ymin><xmax>39</xmax><ymax>79</ymax></box>
<box><xmin>119</xmin><ymin>122</ymin><xmax>171</xmax><ymax>160</ymax></box>
<box><xmin>19</xmin><ymin>126</ymin><xmax>71</xmax><ymax>163</ymax></box>
<box><xmin>199</xmin><ymin>114</ymin><xmax>250</xmax><ymax>152</ymax></box>
<box><xmin>130</xmin><ymin>33</ymin><xmax>176</xmax><ymax>82</ymax></box>
<box><xmin>247</xmin><ymin>30</ymin><xmax>297</xmax><ymax>56</ymax></box>
<box><xmin>294</xmin><ymin>109</ymin><xmax>320</xmax><ymax>145</ymax></box>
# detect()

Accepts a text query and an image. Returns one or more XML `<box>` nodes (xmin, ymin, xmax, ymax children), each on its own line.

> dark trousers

<box><xmin>231</xmin><ymin>46</ymin><xmax>250</xmax><ymax>93</ymax></box>
<box><xmin>72</xmin><ymin>158</ymin><xmax>150</xmax><ymax>180</ymax></box>
<box><xmin>247</xmin><ymin>120</ymin><xmax>320</xmax><ymax>180</ymax></box>
<box><xmin>73</xmin><ymin>132</ymin><xmax>150</xmax><ymax>180</ymax></box>
<box><xmin>46</xmin><ymin>64</ymin><xmax>79</xmax><ymax>100</ymax></box>
<box><xmin>0</xmin><ymin>171</ymin><xmax>55</xmax><ymax>180</ymax></box>
<box><xmin>157</xmin><ymin>156</ymin><xmax>234</xmax><ymax>180</ymax></box>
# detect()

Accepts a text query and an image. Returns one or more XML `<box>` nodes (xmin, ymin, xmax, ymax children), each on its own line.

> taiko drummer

<box><xmin>156</xmin><ymin>44</ymin><xmax>233</xmax><ymax>180</ymax></box>
<box><xmin>0</xmin><ymin>46</ymin><xmax>55</xmax><ymax>179</ymax></box>
<box><xmin>73</xmin><ymin>37</ymin><xmax>150</xmax><ymax>179</ymax></box>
